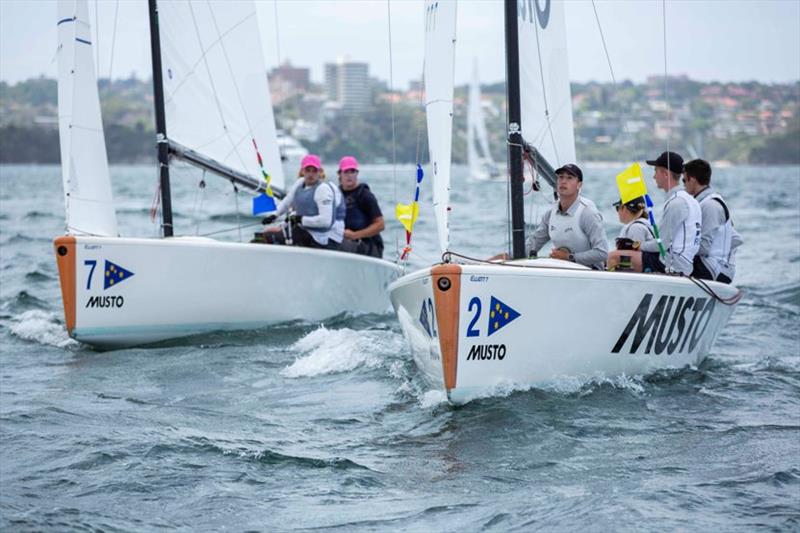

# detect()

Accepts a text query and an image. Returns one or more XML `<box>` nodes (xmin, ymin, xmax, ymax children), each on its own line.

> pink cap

<box><xmin>338</xmin><ymin>156</ymin><xmax>359</xmax><ymax>172</ymax></box>
<box><xmin>300</xmin><ymin>154</ymin><xmax>322</xmax><ymax>170</ymax></box>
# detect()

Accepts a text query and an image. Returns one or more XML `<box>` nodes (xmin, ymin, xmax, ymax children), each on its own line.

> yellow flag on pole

<box><xmin>395</xmin><ymin>202</ymin><xmax>419</xmax><ymax>233</ymax></box>
<box><xmin>616</xmin><ymin>163</ymin><xmax>648</xmax><ymax>204</ymax></box>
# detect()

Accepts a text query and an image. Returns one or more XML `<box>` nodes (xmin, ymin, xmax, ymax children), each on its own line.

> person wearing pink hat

<box><xmin>337</xmin><ymin>156</ymin><xmax>385</xmax><ymax>258</ymax></box>
<box><xmin>258</xmin><ymin>154</ymin><xmax>345</xmax><ymax>250</ymax></box>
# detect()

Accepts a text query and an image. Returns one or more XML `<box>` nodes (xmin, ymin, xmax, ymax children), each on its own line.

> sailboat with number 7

<box><xmin>53</xmin><ymin>0</ymin><xmax>400</xmax><ymax>349</ymax></box>
<box><xmin>388</xmin><ymin>0</ymin><xmax>742</xmax><ymax>404</ymax></box>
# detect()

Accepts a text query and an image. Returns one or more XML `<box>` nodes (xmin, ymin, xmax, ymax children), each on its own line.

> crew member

<box><xmin>638</xmin><ymin>151</ymin><xmax>702</xmax><ymax>276</ymax></box>
<box><xmin>683</xmin><ymin>158</ymin><xmax>742</xmax><ymax>283</ymax></box>
<box><xmin>260</xmin><ymin>154</ymin><xmax>345</xmax><ymax>250</ymax></box>
<box><xmin>526</xmin><ymin>163</ymin><xmax>608</xmax><ymax>269</ymax></box>
<box><xmin>336</xmin><ymin>156</ymin><xmax>385</xmax><ymax>258</ymax></box>
<box><xmin>607</xmin><ymin>196</ymin><xmax>655</xmax><ymax>271</ymax></box>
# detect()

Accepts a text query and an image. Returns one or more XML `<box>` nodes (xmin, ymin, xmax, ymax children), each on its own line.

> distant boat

<box><xmin>53</xmin><ymin>0</ymin><xmax>400</xmax><ymax>349</ymax></box>
<box><xmin>276</xmin><ymin>129</ymin><xmax>308</xmax><ymax>169</ymax></box>
<box><xmin>467</xmin><ymin>60</ymin><xmax>503</xmax><ymax>181</ymax></box>
<box><xmin>389</xmin><ymin>0</ymin><xmax>742</xmax><ymax>405</ymax></box>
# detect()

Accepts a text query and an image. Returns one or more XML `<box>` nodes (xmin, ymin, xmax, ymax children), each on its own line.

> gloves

<box><xmin>262</xmin><ymin>214</ymin><xmax>277</xmax><ymax>225</ymax></box>
<box><xmin>288</xmin><ymin>213</ymin><xmax>302</xmax><ymax>226</ymax></box>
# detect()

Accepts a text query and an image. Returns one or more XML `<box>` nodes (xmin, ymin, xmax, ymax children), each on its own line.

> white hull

<box><xmin>389</xmin><ymin>260</ymin><xmax>741</xmax><ymax>404</ymax></box>
<box><xmin>54</xmin><ymin>236</ymin><xmax>401</xmax><ymax>349</ymax></box>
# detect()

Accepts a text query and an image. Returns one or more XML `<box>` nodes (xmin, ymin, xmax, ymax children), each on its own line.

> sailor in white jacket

<box><xmin>260</xmin><ymin>154</ymin><xmax>345</xmax><ymax>249</ymax></box>
<box><xmin>639</xmin><ymin>151</ymin><xmax>702</xmax><ymax>276</ymax></box>
<box><xmin>683</xmin><ymin>158</ymin><xmax>743</xmax><ymax>283</ymax></box>
<box><xmin>526</xmin><ymin>164</ymin><xmax>609</xmax><ymax>269</ymax></box>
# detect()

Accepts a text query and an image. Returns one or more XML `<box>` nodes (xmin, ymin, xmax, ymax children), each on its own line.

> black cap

<box><xmin>555</xmin><ymin>163</ymin><xmax>583</xmax><ymax>181</ymax></box>
<box><xmin>613</xmin><ymin>196</ymin><xmax>646</xmax><ymax>210</ymax></box>
<box><xmin>646</xmin><ymin>151</ymin><xmax>684</xmax><ymax>173</ymax></box>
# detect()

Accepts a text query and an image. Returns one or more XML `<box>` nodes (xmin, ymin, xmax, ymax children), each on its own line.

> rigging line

<box><xmin>273</xmin><ymin>0</ymin><xmax>281</xmax><ymax>66</ymax></box>
<box><xmin>203</xmin><ymin>2</ymin><xmax>261</xmax><ymax>173</ymax></box>
<box><xmin>206</xmin><ymin>2</ymin><xmax>256</xmax><ymax>134</ymax></box>
<box><xmin>662</xmin><ymin>0</ymin><xmax>670</xmax><ymax>157</ymax></box>
<box><xmin>94</xmin><ymin>0</ymin><xmax>99</xmax><ymax>76</ymax></box>
<box><xmin>386</xmin><ymin>0</ymin><xmax>398</xmax><ymax>193</ymax></box>
<box><xmin>531</xmin><ymin>12</ymin><xmax>560</xmax><ymax>165</ymax></box>
<box><xmin>108</xmin><ymin>0</ymin><xmax>119</xmax><ymax>82</ymax></box>
<box><xmin>186</xmin><ymin>3</ymin><xmax>250</xmax><ymax>176</ymax></box>
<box><xmin>232</xmin><ymin>182</ymin><xmax>242</xmax><ymax>242</ymax></box>
<box><xmin>590</xmin><ymin>0</ymin><xmax>631</xmax><ymax>138</ymax></box>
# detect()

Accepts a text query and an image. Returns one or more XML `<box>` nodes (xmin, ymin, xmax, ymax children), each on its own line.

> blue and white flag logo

<box><xmin>487</xmin><ymin>296</ymin><xmax>520</xmax><ymax>336</ymax></box>
<box><xmin>104</xmin><ymin>260</ymin><xmax>134</xmax><ymax>289</ymax></box>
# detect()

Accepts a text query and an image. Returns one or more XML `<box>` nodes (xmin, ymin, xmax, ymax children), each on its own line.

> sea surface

<box><xmin>1</xmin><ymin>163</ymin><xmax>799</xmax><ymax>531</ymax></box>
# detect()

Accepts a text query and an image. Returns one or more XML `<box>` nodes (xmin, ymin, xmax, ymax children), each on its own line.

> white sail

<box><xmin>424</xmin><ymin>0</ymin><xmax>457</xmax><ymax>255</ymax></box>
<box><xmin>56</xmin><ymin>0</ymin><xmax>118</xmax><ymax>237</ymax></box>
<box><xmin>158</xmin><ymin>0</ymin><xmax>285</xmax><ymax>189</ymax></box>
<box><xmin>470</xmin><ymin>61</ymin><xmax>494</xmax><ymax>165</ymax></box>
<box><xmin>517</xmin><ymin>0</ymin><xmax>576</xmax><ymax>167</ymax></box>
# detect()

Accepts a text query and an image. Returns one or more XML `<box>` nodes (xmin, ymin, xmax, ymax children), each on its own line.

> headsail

<box><xmin>517</xmin><ymin>0</ymin><xmax>576</xmax><ymax>167</ymax></box>
<box><xmin>424</xmin><ymin>0</ymin><xmax>457</xmax><ymax>255</ymax></box>
<box><xmin>157</xmin><ymin>0</ymin><xmax>285</xmax><ymax>190</ymax></box>
<box><xmin>56</xmin><ymin>0</ymin><xmax>118</xmax><ymax>237</ymax></box>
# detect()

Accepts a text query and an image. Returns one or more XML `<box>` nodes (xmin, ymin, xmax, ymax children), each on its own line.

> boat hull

<box><xmin>389</xmin><ymin>260</ymin><xmax>742</xmax><ymax>404</ymax></box>
<box><xmin>54</xmin><ymin>235</ymin><xmax>401</xmax><ymax>349</ymax></box>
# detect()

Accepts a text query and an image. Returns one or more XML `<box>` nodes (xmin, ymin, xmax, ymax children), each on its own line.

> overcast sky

<box><xmin>1</xmin><ymin>0</ymin><xmax>798</xmax><ymax>88</ymax></box>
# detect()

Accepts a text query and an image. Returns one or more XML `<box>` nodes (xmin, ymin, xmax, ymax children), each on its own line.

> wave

<box><xmin>281</xmin><ymin>326</ymin><xmax>405</xmax><ymax>378</ymax></box>
<box><xmin>8</xmin><ymin>310</ymin><xmax>77</xmax><ymax>348</ymax></box>
<box><xmin>25</xmin><ymin>270</ymin><xmax>54</xmax><ymax>282</ymax></box>
<box><xmin>146</xmin><ymin>435</ymin><xmax>373</xmax><ymax>472</ymax></box>
<box><xmin>733</xmin><ymin>355</ymin><xmax>800</xmax><ymax>374</ymax></box>
<box><xmin>2</xmin><ymin>290</ymin><xmax>49</xmax><ymax>312</ymax></box>
<box><xmin>23</xmin><ymin>210</ymin><xmax>58</xmax><ymax>220</ymax></box>
<box><xmin>741</xmin><ymin>281</ymin><xmax>800</xmax><ymax>310</ymax></box>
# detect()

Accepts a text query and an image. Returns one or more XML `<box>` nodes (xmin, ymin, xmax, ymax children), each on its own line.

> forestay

<box><xmin>423</xmin><ymin>0</ymin><xmax>457</xmax><ymax>255</ymax></box>
<box><xmin>157</xmin><ymin>0</ymin><xmax>284</xmax><ymax>190</ymax></box>
<box><xmin>56</xmin><ymin>0</ymin><xmax>118</xmax><ymax>237</ymax></box>
<box><xmin>517</xmin><ymin>0</ymin><xmax>576</xmax><ymax>167</ymax></box>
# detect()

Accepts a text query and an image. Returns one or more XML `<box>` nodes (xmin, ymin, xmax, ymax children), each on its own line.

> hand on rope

<box><xmin>262</xmin><ymin>214</ymin><xmax>277</xmax><ymax>225</ymax></box>
<box><xmin>287</xmin><ymin>213</ymin><xmax>302</xmax><ymax>226</ymax></box>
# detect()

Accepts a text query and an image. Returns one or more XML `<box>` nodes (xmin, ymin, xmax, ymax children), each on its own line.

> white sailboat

<box><xmin>54</xmin><ymin>0</ymin><xmax>401</xmax><ymax>349</ymax></box>
<box><xmin>389</xmin><ymin>0</ymin><xmax>742</xmax><ymax>404</ymax></box>
<box><xmin>467</xmin><ymin>60</ymin><xmax>502</xmax><ymax>181</ymax></box>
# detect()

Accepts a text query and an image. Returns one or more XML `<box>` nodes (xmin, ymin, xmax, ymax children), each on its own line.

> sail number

<box><xmin>419</xmin><ymin>297</ymin><xmax>438</xmax><ymax>339</ymax></box>
<box><xmin>84</xmin><ymin>260</ymin><xmax>97</xmax><ymax>289</ymax></box>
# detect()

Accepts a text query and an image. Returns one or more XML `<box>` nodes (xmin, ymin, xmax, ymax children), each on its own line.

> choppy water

<box><xmin>1</xmin><ymin>163</ymin><xmax>799</xmax><ymax>530</ymax></box>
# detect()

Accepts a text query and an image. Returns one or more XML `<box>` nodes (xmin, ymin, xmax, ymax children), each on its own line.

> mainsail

<box><xmin>423</xmin><ymin>0</ymin><xmax>457</xmax><ymax>255</ymax></box>
<box><xmin>517</xmin><ymin>0</ymin><xmax>576</xmax><ymax>167</ymax></box>
<box><xmin>56</xmin><ymin>0</ymin><xmax>118</xmax><ymax>237</ymax></box>
<box><xmin>157</xmin><ymin>0</ymin><xmax>285</xmax><ymax>190</ymax></box>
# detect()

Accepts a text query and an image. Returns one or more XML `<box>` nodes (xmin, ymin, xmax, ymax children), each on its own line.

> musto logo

<box><xmin>467</xmin><ymin>344</ymin><xmax>506</xmax><ymax>361</ymax></box>
<box><xmin>612</xmin><ymin>294</ymin><xmax>716</xmax><ymax>355</ymax></box>
<box><xmin>86</xmin><ymin>295</ymin><xmax>124</xmax><ymax>308</ymax></box>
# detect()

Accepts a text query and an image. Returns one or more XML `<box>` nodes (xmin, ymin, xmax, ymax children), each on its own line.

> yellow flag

<box><xmin>616</xmin><ymin>163</ymin><xmax>648</xmax><ymax>204</ymax></box>
<box><xmin>395</xmin><ymin>202</ymin><xmax>419</xmax><ymax>233</ymax></box>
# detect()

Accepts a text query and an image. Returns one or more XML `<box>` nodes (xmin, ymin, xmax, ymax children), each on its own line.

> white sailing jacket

<box><xmin>696</xmin><ymin>187</ymin><xmax>742</xmax><ymax>280</ymax></box>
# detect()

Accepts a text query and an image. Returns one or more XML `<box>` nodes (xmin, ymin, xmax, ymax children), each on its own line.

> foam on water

<box><xmin>8</xmin><ymin>310</ymin><xmax>77</xmax><ymax>348</ymax></box>
<box><xmin>282</xmin><ymin>326</ymin><xmax>404</xmax><ymax>378</ymax></box>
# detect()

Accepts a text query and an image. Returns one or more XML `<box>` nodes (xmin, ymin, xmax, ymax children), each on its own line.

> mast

<box><xmin>147</xmin><ymin>0</ymin><xmax>174</xmax><ymax>237</ymax></box>
<box><xmin>504</xmin><ymin>0</ymin><xmax>525</xmax><ymax>259</ymax></box>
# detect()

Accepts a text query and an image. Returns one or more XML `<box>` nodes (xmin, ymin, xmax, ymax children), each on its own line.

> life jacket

<box><xmin>663</xmin><ymin>189</ymin><xmax>702</xmax><ymax>276</ymax></box>
<box><xmin>343</xmin><ymin>183</ymin><xmax>373</xmax><ymax>231</ymax></box>
<box><xmin>699</xmin><ymin>193</ymin><xmax>740</xmax><ymax>281</ymax></box>
<box><xmin>619</xmin><ymin>218</ymin><xmax>655</xmax><ymax>244</ymax></box>
<box><xmin>292</xmin><ymin>181</ymin><xmax>345</xmax><ymax>245</ymax></box>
